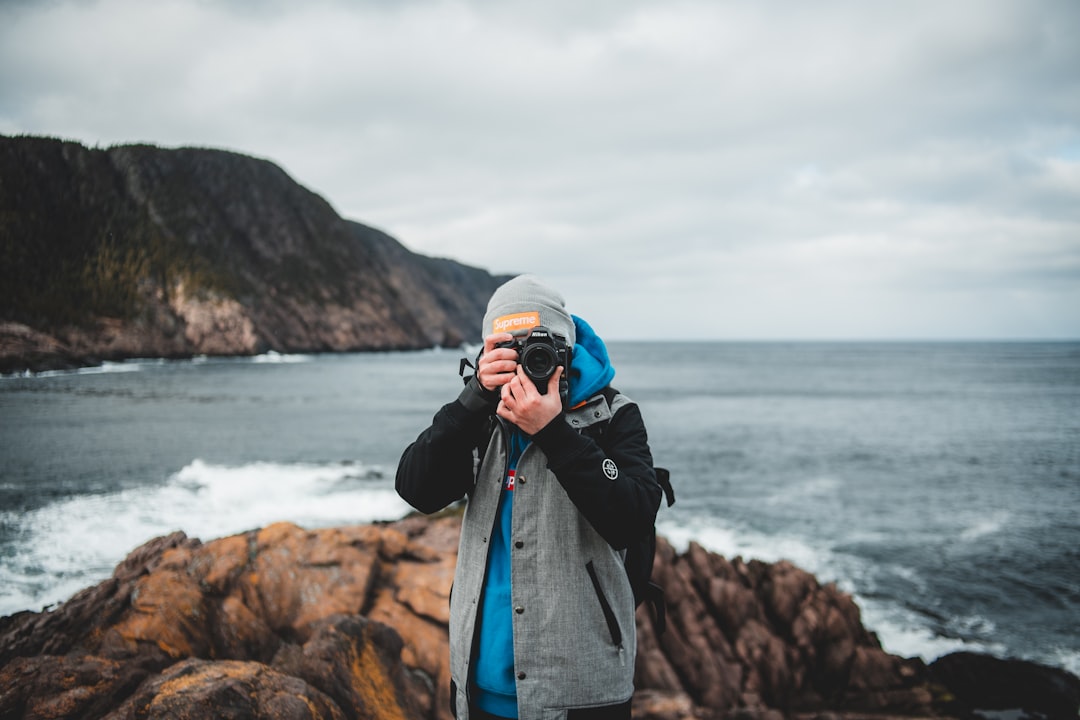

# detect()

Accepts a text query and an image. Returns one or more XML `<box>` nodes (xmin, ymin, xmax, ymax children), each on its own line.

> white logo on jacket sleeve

<box><xmin>602</xmin><ymin>458</ymin><xmax>619</xmax><ymax>480</ymax></box>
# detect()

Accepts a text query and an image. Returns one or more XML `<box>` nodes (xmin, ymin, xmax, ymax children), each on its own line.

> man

<box><xmin>396</xmin><ymin>275</ymin><xmax>662</xmax><ymax>720</ymax></box>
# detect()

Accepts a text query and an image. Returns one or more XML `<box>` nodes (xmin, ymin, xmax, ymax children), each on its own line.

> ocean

<box><xmin>1</xmin><ymin>341</ymin><xmax>1077</xmax><ymax>677</ymax></box>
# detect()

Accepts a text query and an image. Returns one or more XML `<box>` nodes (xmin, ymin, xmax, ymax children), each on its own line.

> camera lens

<box><xmin>521</xmin><ymin>344</ymin><xmax>557</xmax><ymax>381</ymax></box>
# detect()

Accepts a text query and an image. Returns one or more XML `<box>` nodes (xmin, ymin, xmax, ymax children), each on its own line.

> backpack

<box><xmin>583</xmin><ymin>386</ymin><xmax>675</xmax><ymax>636</ymax></box>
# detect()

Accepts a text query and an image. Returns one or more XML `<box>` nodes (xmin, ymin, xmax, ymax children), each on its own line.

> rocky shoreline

<box><xmin>1</xmin><ymin>514</ymin><xmax>1076</xmax><ymax>720</ymax></box>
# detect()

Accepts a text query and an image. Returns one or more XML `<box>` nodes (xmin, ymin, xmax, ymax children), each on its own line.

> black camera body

<box><xmin>496</xmin><ymin>325</ymin><xmax>571</xmax><ymax>401</ymax></box>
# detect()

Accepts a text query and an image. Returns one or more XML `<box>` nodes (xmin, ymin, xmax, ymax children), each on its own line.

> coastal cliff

<box><xmin>0</xmin><ymin>136</ymin><xmax>508</xmax><ymax>373</ymax></box>
<box><xmin>2</xmin><ymin>515</ymin><xmax>1075</xmax><ymax>720</ymax></box>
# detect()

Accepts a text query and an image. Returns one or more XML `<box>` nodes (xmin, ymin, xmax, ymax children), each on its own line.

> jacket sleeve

<box><xmin>395</xmin><ymin>376</ymin><xmax>498</xmax><ymax>514</ymax></box>
<box><xmin>531</xmin><ymin>399</ymin><xmax>662</xmax><ymax>550</ymax></box>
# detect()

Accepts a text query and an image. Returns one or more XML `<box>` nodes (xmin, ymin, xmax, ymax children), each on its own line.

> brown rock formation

<box><xmin>0</xmin><ymin>135</ymin><xmax>510</xmax><ymax>373</ymax></box>
<box><xmin>0</xmin><ymin>520</ymin><xmax>449</xmax><ymax>720</ymax></box>
<box><xmin>2</xmin><ymin>514</ymin><xmax>1075</xmax><ymax>720</ymax></box>
<box><xmin>0</xmin><ymin>322</ymin><xmax>83</xmax><ymax>374</ymax></box>
<box><xmin>633</xmin><ymin>539</ymin><xmax>933</xmax><ymax>717</ymax></box>
<box><xmin>927</xmin><ymin>651</ymin><xmax>1080</xmax><ymax>720</ymax></box>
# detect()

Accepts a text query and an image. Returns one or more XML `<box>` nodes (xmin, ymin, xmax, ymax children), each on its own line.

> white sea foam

<box><xmin>18</xmin><ymin>360</ymin><xmax>150</xmax><ymax>378</ymax></box>
<box><xmin>958</xmin><ymin>510</ymin><xmax>1011</xmax><ymax>542</ymax></box>
<box><xmin>251</xmin><ymin>351</ymin><xmax>314</xmax><ymax>363</ymax></box>
<box><xmin>1049</xmin><ymin>647</ymin><xmax>1080</xmax><ymax>677</ymax></box>
<box><xmin>658</xmin><ymin>517</ymin><xmax>826</xmax><ymax>575</ymax></box>
<box><xmin>856</xmin><ymin>600</ymin><xmax>1004</xmax><ymax>661</ymax></box>
<box><xmin>2</xmin><ymin>352</ymin><xmax>316</xmax><ymax>379</ymax></box>
<box><xmin>0</xmin><ymin>459</ymin><xmax>412</xmax><ymax>616</ymax></box>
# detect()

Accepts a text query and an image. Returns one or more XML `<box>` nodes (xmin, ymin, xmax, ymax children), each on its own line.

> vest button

<box><xmin>517</xmin><ymin>671</ymin><xmax>526</xmax><ymax>680</ymax></box>
<box><xmin>515</xmin><ymin>606</ymin><xmax>524</xmax><ymax>614</ymax></box>
<box><xmin>515</xmin><ymin>541</ymin><xmax>524</xmax><ymax>549</ymax></box>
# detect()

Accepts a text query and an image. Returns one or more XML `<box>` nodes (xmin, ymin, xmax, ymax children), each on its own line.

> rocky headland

<box><xmin>2</xmin><ymin>515</ymin><xmax>1076</xmax><ymax>720</ymax></box>
<box><xmin>0</xmin><ymin>136</ymin><xmax>508</xmax><ymax>374</ymax></box>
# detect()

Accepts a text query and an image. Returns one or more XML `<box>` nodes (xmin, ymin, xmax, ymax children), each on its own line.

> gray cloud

<box><xmin>2</xmin><ymin>0</ymin><xmax>1078</xmax><ymax>339</ymax></box>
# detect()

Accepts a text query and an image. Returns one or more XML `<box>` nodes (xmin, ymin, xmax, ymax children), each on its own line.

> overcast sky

<box><xmin>2</xmin><ymin>0</ymin><xmax>1078</xmax><ymax>340</ymax></box>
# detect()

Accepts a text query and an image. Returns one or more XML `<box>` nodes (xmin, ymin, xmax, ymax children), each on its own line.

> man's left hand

<box><xmin>497</xmin><ymin>365</ymin><xmax>563</xmax><ymax>435</ymax></box>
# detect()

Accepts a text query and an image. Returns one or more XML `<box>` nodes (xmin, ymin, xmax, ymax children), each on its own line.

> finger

<box><xmin>483</xmin><ymin>332</ymin><xmax>514</xmax><ymax>354</ymax></box>
<box><xmin>491</xmin><ymin>359</ymin><xmax>520</xmax><ymax>374</ymax></box>
<box><xmin>478</xmin><ymin>351</ymin><xmax>518</xmax><ymax>380</ymax></box>
<box><xmin>480</xmin><ymin>359</ymin><xmax>517</xmax><ymax>381</ymax></box>
<box><xmin>546</xmin><ymin>366</ymin><xmax>563</xmax><ymax>395</ymax></box>
<box><xmin>515</xmin><ymin>365</ymin><xmax>537</xmax><ymax>397</ymax></box>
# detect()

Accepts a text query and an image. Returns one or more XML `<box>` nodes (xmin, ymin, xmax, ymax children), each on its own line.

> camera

<box><xmin>496</xmin><ymin>325</ymin><xmax>571</xmax><ymax>399</ymax></box>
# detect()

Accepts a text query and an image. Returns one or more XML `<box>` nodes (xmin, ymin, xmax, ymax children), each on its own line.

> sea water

<box><xmin>1</xmin><ymin>342</ymin><xmax>1077</xmax><ymax>676</ymax></box>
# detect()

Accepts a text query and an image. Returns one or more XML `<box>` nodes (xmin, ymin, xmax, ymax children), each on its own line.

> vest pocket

<box><xmin>585</xmin><ymin>560</ymin><xmax>623</xmax><ymax>647</ymax></box>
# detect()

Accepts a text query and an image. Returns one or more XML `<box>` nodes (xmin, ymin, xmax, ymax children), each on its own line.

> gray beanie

<box><xmin>482</xmin><ymin>275</ymin><xmax>576</xmax><ymax>347</ymax></box>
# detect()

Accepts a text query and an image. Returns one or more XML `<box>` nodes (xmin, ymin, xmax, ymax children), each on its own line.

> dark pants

<box><xmin>469</xmin><ymin>708</ymin><xmax>514</xmax><ymax>720</ymax></box>
<box><xmin>469</xmin><ymin>700</ymin><xmax>632</xmax><ymax>720</ymax></box>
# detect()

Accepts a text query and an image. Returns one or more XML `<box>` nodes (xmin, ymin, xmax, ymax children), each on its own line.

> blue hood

<box><xmin>568</xmin><ymin>315</ymin><xmax>615</xmax><ymax>407</ymax></box>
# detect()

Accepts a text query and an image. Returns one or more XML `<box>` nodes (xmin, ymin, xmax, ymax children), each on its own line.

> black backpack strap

<box><xmin>655</xmin><ymin>467</ymin><xmax>675</xmax><ymax>507</ymax></box>
<box><xmin>585</xmin><ymin>386</ymin><xmax>674</xmax><ymax>635</ymax></box>
<box><xmin>459</xmin><ymin>348</ymin><xmax>484</xmax><ymax>385</ymax></box>
<box><xmin>644</xmin><ymin>581</ymin><xmax>667</xmax><ymax>635</ymax></box>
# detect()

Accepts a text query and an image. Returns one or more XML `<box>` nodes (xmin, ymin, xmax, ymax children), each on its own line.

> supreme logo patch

<box><xmin>493</xmin><ymin>312</ymin><xmax>541</xmax><ymax>335</ymax></box>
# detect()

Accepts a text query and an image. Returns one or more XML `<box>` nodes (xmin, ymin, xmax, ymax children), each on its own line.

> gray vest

<box><xmin>450</xmin><ymin>392</ymin><xmax>637</xmax><ymax>720</ymax></box>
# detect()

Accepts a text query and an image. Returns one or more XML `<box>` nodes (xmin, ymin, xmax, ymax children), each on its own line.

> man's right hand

<box><xmin>477</xmin><ymin>333</ymin><xmax>519</xmax><ymax>393</ymax></box>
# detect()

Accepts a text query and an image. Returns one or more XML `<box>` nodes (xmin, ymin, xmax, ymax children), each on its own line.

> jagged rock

<box><xmin>269</xmin><ymin>615</ymin><xmax>420</xmax><ymax>720</ymax></box>
<box><xmin>631</xmin><ymin>538</ymin><xmax>933</xmax><ymax>717</ymax></box>
<box><xmin>2</xmin><ymin>515</ymin><xmax>1076</xmax><ymax>720</ymax></box>
<box><xmin>928</xmin><ymin>651</ymin><xmax>1080</xmax><ymax>719</ymax></box>
<box><xmin>106</xmin><ymin>657</ymin><xmax>347</xmax><ymax>720</ymax></box>
<box><xmin>0</xmin><ymin>521</ymin><xmax>440</xmax><ymax>720</ymax></box>
<box><xmin>0</xmin><ymin>322</ymin><xmax>85</xmax><ymax>374</ymax></box>
<box><xmin>0</xmin><ymin>653</ymin><xmax>150</xmax><ymax>720</ymax></box>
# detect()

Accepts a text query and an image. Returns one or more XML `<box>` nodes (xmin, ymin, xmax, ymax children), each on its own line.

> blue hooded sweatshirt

<box><xmin>472</xmin><ymin>316</ymin><xmax>616</xmax><ymax>717</ymax></box>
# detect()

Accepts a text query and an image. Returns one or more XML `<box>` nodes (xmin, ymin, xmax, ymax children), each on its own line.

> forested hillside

<box><xmin>0</xmin><ymin>136</ymin><xmax>508</xmax><ymax>372</ymax></box>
